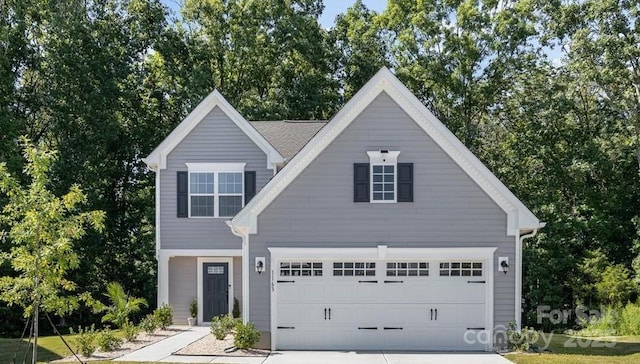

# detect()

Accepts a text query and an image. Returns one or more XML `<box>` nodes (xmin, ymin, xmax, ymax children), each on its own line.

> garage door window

<box><xmin>333</xmin><ymin>262</ymin><xmax>375</xmax><ymax>276</ymax></box>
<box><xmin>439</xmin><ymin>262</ymin><xmax>482</xmax><ymax>277</ymax></box>
<box><xmin>280</xmin><ymin>262</ymin><xmax>323</xmax><ymax>276</ymax></box>
<box><xmin>386</xmin><ymin>262</ymin><xmax>429</xmax><ymax>276</ymax></box>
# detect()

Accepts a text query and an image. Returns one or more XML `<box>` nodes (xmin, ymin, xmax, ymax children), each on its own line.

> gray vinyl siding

<box><xmin>168</xmin><ymin>256</ymin><xmax>197</xmax><ymax>324</ymax></box>
<box><xmin>160</xmin><ymin>106</ymin><xmax>272</xmax><ymax>249</ymax></box>
<box><xmin>248</xmin><ymin>92</ymin><xmax>516</xmax><ymax>336</ymax></box>
<box><xmin>233</xmin><ymin>256</ymin><xmax>242</xmax><ymax>313</ymax></box>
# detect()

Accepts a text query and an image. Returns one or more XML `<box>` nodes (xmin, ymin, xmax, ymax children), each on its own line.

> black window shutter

<box><xmin>177</xmin><ymin>171</ymin><xmax>188</xmax><ymax>217</ymax></box>
<box><xmin>353</xmin><ymin>163</ymin><xmax>370</xmax><ymax>202</ymax></box>
<box><xmin>244</xmin><ymin>171</ymin><xmax>257</xmax><ymax>203</ymax></box>
<box><xmin>397</xmin><ymin>163</ymin><xmax>414</xmax><ymax>202</ymax></box>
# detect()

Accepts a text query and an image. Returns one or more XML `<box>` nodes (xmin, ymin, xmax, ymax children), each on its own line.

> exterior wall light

<box><xmin>499</xmin><ymin>257</ymin><xmax>509</xmax><ymax>274</ymax></box>
<box><xmin>255</xmin><ymin>257</ymin><xmax>265</xmax><ymax>274</ymax></box>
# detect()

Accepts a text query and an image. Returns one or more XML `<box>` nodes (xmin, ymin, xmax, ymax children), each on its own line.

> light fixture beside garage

<box><xmin>256</xmin><ymin>257</ymin><xmax>266</xmax><ymax>274</ymax></box>
<box><xmin>499</xmin><ymin>257</ymin><xmax>509</xmax><ymax>274</ymax></box>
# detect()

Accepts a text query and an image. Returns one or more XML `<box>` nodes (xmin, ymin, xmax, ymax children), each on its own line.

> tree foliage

<box><xmin>0</xmin><ymin>138</ymin><xmax>104</xmax><ymax>316</ymax></box>
<box><xmin>98</xmin><ymin>282</ymin><xmax>148</xmax><ymax>328</ymax></box>
<box><xmin>1</xmin><ymin>0</ymin><xmax>639</xmax><ymax>332</ymax></box>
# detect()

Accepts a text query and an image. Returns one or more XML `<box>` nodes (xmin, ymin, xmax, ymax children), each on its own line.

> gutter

<box><xmin>227</xmin><ymin>221</ymin><xmax>251</xmax><ymax>324</ymax></box>
<box><xmin>516</xmin><ymin>222</ymin><xmax>546</xmax><ymax>330</ymax></box>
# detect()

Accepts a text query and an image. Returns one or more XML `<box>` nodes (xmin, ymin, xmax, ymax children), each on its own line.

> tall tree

<box><xmin>329</xmin><ymin>0</ymin><xmax>388</xmax><ymax>101</ymax></box>
<box><xmin>0</xmin><ymin>138</ymin><xmax>104</xmax><ymax>362</ymax></box>
<box><xmin>179</xmin><ymin>0</ymin><xmax>339</xmax><ymax>120</ymax></box>
<box><xmin>379</xmin><ymin>0</ymin><xmax>538</xmax><ymax>151</ymax></box>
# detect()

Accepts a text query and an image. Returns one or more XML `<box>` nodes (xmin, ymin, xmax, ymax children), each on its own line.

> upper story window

<box><xmin>186</xmin><ymin>163</ymin><xmax>245</xmax><ymax>218</ymax></box>
<box><xmin>367</xmin><ymin>151</ymin><xmax>400</xmax><ymax>203</ymax></box>
<box><xmin>354</xmin><ymin>152</ymin><xmax>413</xmax><ymax>203</ymax></box>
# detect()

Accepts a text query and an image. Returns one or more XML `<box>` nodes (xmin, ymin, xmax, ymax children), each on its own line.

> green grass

<box><xmin>0</xmin><ymin>330</ymin><xmax>128</xmax><ymax>363</ymax></box>
<box><xmin>0</xmin><ymin>334</ymin><xmax>76</xmax><ymax>363</ymax></box>
<box><xmin>506</xmin><ymin>333</ymin><xmax>640</xmax><ymax>363</ymax></box>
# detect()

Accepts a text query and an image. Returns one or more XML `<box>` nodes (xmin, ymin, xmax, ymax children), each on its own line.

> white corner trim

<box><xmin>186</xmin><ymin>163</ymin><xmax>246</xmax><ymax>172</ymax></box>
<box><xmin>197</xmin><ymin>257</ymin><xmax>234</xmax><ymax>324</ymax></box>
<box><xmin>231</xmin><ymin>67</ymin><xmax>540</xmax><ymax>235</ymax></box>
<box><xmin>155</xmin><ymin>168</ymin><xmax>161</xmax><ymax>259</ymax></box>
<box><xmin>143</xmin><ymin>90</ymin><xmax>284</xmax><ymax>171</ymax></box>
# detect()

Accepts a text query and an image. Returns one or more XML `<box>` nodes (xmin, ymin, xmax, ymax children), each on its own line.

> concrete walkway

<box><xmin>114</xmin><ymin>327</ymin><xmax>512</xmax><ymax>363</ymax></box>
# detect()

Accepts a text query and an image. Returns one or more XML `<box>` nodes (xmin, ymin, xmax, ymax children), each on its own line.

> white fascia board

<box><xmin>232</xmin><ymin>67</ymin><xmax>541</xmax><ymax>236</ymax></box>
<box><xmin>143</xmin><ymin>90</ymin><xmax>284</xmax><ymax>171</ymax></box>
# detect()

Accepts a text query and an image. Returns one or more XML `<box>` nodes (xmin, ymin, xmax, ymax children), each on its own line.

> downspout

<box><xmin>228</xmin><ymin>222</ymin><xmax>250</xmax><ymax>324</ymax></box>
<box><xmin>517</xmin><ymin>223</ymin><xmax>545</xmax><ymax>329</ymax></box>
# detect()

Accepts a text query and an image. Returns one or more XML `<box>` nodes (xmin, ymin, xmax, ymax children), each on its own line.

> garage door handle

<box><xmin>329</xmin><ymin>308</ymin><xmax>331</xmax><ymax>320</ymax></box>
<box><xmin>384</xmin><ymin>280</ymin><xmax>404</xmax><ymax>283</ymax></box>
<box><xmin>435</xmin><ymin>308</ymin><xmax>438</xmax><ymax>320</ymax></box>
<box><xmin>358</xmin><ymin>327</ymin><xmax>377</xmax><ymax>330</ymax></box>
<box><xmin>383</xmin><ymin>327</ymin><xmax>403</xmax><ymax>330</ymax></box>
<box><xmin>324</xmin><ymin>308</ymin><xmax>327</xmax><ymax>320</ymax></box>
<box><xmin>430</xmin><ymin>308</ymin><xmax>433</xmax><ymax>320</ymax></box>
<box><xmin>467</xmin><ymin>280</ymin><xmax>486</xmax><ymax>283</ymax></box>
<box><xmin>277</xmin><ymin>280</ymin><xmax>295</xmax><ymax>283</ymax></box>
<box><xmin>277</xmin><ymin>326</ymin><xmax>295</xmax><ymax>329</ymax></box>
<box><xmin>358</xmin><ymin>280</ymin><xmax>378</xmax><ymax>283</ymax></box>
<box><xmin>467</xmin><ymin>327</ymin><xmax>485</xmax><ymax>330</ymax></box>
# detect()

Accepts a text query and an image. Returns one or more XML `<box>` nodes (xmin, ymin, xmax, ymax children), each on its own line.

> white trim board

<box><xmin>232</xmin><ymin>67</ymin><xmax>541</xmax><ymax>236</ymax></box>
<box><xmin>197</xmin><ymin>257</ymin><xmax>234</xmax><ymax>324</ymax></box>
<box><xmin>143</xmin><ymin>90</ymin><xmax>284</xmax><ymax>171</ymax></box>
<box><xmin>268</xmin><ymin>246</ymin><xmax>496</xmax><ymax>351</ymax></box>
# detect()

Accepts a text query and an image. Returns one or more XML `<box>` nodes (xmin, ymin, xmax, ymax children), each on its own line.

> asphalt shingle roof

<box><xmin>250</xmin><ymin>120</ymin><xmax>328</xmax><ymax>162</ymax></box>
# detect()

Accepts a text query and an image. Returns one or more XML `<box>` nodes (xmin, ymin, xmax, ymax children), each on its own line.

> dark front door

<box><xmin>203</xmin><ymin>262</ymin><xmax>229</xmax><ymax>321</ymax></box>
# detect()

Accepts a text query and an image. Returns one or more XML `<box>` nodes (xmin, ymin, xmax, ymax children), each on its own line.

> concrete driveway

<box><xmin>114</xmin><ymin>326</ymin><xmax>512</xmax><ymax>363</ymax></box>
<box><xmin>263</xmin><ymin>351</ymin><xmax>512</xmax><ymax>364</ymax></box>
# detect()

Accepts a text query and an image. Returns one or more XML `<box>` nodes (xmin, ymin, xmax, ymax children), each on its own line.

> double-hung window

<box><xmin>367</xmin><ymin>151</ymin><xmax>400</xmax><ymax>203</ymax></box>
<box><xmin>186</xmin><ymin>163</ymin><xmax>245</xmax><ymax>218</ymax></box>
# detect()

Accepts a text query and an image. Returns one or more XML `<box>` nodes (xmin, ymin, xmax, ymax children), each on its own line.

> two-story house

<box><xmin>143</xmin><ymin>68</ymin><xmax>543</xmax><ymax>351</ymax></box>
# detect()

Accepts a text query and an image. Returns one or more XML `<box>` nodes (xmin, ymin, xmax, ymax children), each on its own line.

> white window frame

<box><xmin>367</xmin><ymin>151</ymin><xmax>400</xmax><ymax>203</ymax></box>
<box><xmin>186</xmin><ymin>163</ymin><xmax>246</xmax><ymax>218</ymax></box>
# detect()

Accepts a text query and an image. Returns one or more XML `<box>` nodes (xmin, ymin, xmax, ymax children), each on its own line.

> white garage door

<box><xmin>275</xmin><ymin>259</ymin><xmax>489</xmax><ymax>351</ymax></box>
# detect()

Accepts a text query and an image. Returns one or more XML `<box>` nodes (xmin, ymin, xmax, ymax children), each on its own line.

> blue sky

<box><xmin>161</xmin><ymin>0</ymin><xmax>387</xmax><ymax>28</ymax></box>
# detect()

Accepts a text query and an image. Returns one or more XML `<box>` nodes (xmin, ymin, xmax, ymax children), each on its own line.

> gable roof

<box><xmin>232</xmin><ymin>67</ymin><xmax>542</xmax><ymax>236</ymax></box>
<box><xmin>143</xmin><ymin>90</ymin><xmax>284</xmax><ymax>170</ymax></box>
<box><xmin>249</xmin><ymin>120</ymin><xmax>327</xmax><ymax>162</ymax></box>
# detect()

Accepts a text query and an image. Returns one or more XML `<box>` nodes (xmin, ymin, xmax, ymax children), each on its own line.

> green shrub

<box><xmin>96</xmin><ymin>328</ymin><xmax>122</xmax><ymax>352</ymax></box>
<box><xmin>234</xmin><ymin>321</ymin><xmax>260</xmax><ymax>349</ymax></box>
<box><xmin>576</xmin><ymin>307</ymin><xmax>618</xmax><ymax>336</ymax></box>
<box><xmin>70</xmin><ymin>325</ymin><xmax>98</xmax><ymax>358</ymax></box>
<box><xmin>121</xmin><ymin>320</ymin><xmax>140</xmax><ymax>342</ymax></box>
<box><xmin>233</xmin><ymin>298</ymin><xmax>241</xmax><ymax>319</ymax></box>
<box><xmin>506</xmin><ymin>321</ymin><xmax>538</xmax><ymax>352</ymax></box>
<box><xmin>211</xmin><ymin>314</ymin><xmax>237</xmax><ymax>340</ymax></box>
<box><xmin>619</xmin><ymin>303</ymin><xmax>640</xmax><ymax>335</ymax></box>
<box><xmin>140</xmin><ymin>314</ymin><xmax>158</xmax><ymax>335</ymax></box>
<box><xmin>154</xmin><ymin>303</ymin><xmax>173</xmax><ymax>330</ymax></box>
<box><xmin>99</xmin><ymin>282</ymin><xmax>148</xmax><ymax>328</ymax></box>
<box><xmin>189</xmin><ymin>298</ymin><xmax>198</xmax><ymax>318</ymax></box>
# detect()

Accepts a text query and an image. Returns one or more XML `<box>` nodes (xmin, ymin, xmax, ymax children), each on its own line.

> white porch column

<box><xmin>158</xmin><ymin>253</ymin><xmax>170</xmax><ymax>307</ymax></box>
<box><xmin>242</xmin><ymin>234</ymin><xmax>250</xmax><ymax>323</ymax></box>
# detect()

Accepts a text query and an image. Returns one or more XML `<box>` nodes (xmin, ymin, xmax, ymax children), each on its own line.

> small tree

<box><xmin>596</xmin><ymin>265</ymin><xmax>636</xmax><ymax>306</ymax></box>
<box><xmin>98</xmin><ymin>282</ymin><xmax>148</xmax><ymax>328</ymax></box>
<box><xmin>0</xmin><ymin>138</ymin><xmax>104</xmax><ymax>363</ymax></box>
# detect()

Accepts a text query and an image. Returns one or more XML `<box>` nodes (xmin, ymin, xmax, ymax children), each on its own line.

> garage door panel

<box><xmin>431</xmin><ymin>304</ymin><xmax>486</xmax><ymax>327</ymax></box>
<box><xmin>274</xmin><ymin>258</ymin><xmax>490</xmax><ymax>351</ymax></box>
<box><xmin>427</xmin><ymin>281</ymin><xmax>485</xmax><ymax>303</ymax></box>
<box><xmin>324</xmin><ymin>280</ymin><xmax>383</xmax><ymax>303</ymax></box>
<box><xmin>277</xmin><ymin>303</ymin><xmax>326</xmax><ymax>326</ymax></box>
